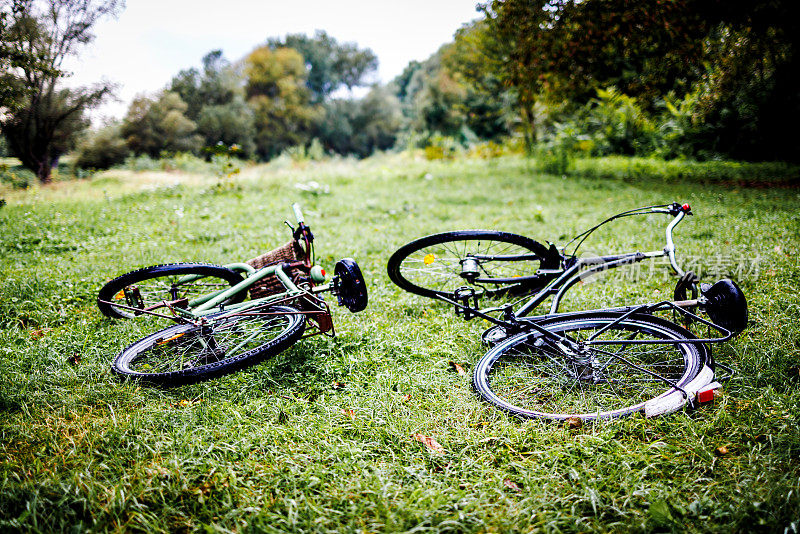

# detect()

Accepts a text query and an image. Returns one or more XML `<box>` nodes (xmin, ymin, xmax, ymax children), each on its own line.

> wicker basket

<box><xmin>245</xmin><ymin>241</ymin><xmax>304</xmax><ymax>299</ymax></box>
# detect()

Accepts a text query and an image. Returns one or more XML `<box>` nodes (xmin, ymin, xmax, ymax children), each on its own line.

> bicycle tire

<box><xmin>98</xmin><ymin>263</ymin><xmax>246</xmax><ymax>319</ymax></box>
<box><xmin>112</xmin><ymin>305</ymin><xmax>306</xmax><ymax>386</ymax></box>
<box><xmin>387</xmin><ymin>230</ymin><xmax>557</xmax><ymax>299</ymax></box>
<box><xmin>473</xmin><ymin>311</ymin><xmax>712</xmax><ymax>420</ymax></box>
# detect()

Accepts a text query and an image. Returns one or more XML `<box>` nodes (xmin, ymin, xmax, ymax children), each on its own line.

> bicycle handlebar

<box><xmin>647</xmin><ymin>203</ymin><xmax>692</xmax><ymax>276</ymax></box>
<box><xmin>664</xmin><ymin>211</ymin><xmax>686</xmax><ymax>276</ymax></box>
<box><xmin>292</xmin><ymin>203</ymin><xmax>305</xmax><ymax>225</ymax></box>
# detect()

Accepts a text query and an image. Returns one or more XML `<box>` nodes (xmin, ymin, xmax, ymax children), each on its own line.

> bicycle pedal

<box><xmin>453</xmin><ymin>286</ymin><xmax>480</xmax><ymax>320</ymax></box>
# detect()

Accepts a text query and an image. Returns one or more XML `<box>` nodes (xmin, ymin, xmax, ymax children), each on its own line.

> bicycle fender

<box><xmin>644</xmin><ymin>364</ymin><xmax>714</xmax><ymax>417</ymax></box>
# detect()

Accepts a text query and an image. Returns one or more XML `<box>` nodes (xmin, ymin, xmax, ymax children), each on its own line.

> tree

<box><xmin>412</xmin><ymin>69</ymin><xmax>467</xmax><ymax>138</ymax></box>
<box><xmin>3</xmin><ymin>87</ymin><xmax>91</xmax><ymax>171</ymax></box>
<box><xmin>121</xmin><ymin>92</ymin><xmax>202</xmax><ymax>157</ymax></box>
<box><xmin>690</xmin><ymin>0</ymin><xmax>800</xmax><ymax>160</ymax></box>
<box><xmin>73</xmin><ymin>121</ymin><xmax>129</xmax><ymax>169</ymax></box>
<box><xmin>168</xmin><ymin>50</ymin><xmax>239</xmax><ymax>120</ymax></box>
<box><xmin>442</xmin><ymin>20</ymin><xmax>512</xmax><ymax>140</ymax></box>
<box><xmin>0</xmin><ymin>0</ymin><xmax>46</xmax><ymax>113</ymax></box>
<box><xmin>267</xmin><ymin>31</ymin><xmax>378</xmax><ymax>103</ymax></box>
<box><xmin>391</xmin><ymin>60</ymin><xmax>423</xmax><ymax>103</ymax></box>
<box><xmin>244</xmin><ymin>46</ymin><xmax>320</xmax><ymax>159</ymax></box>
<box><xmin>169</xmin><ymin>50</ymin><xmax>255</xmax><ymax>155</ymax></box>
<box><xmin>0</xmin><ymin>0</ymin><xmax>123</xmax><ymax>182</ymax></box>
<box><xmin>479</xmin><ymin>0</ymin><xmax>714</xmax><ymax>148</ymax></box>
<box><xmin>318</xmin><ymin>86</ymin><xmax>402</xmax><ymax>157</ymax></box>
<box><xmin>478</xmin><ymin>0</ymin><xmax>560</xmax><ymax>148</ymax></box>
<box><xmin>196</xmin><ymin>96</ymin><xmax>256</xmax><ymax>157</ymax></box>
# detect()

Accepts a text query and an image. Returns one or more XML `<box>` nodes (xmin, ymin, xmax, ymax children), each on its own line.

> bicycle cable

<box><xmin>563</xmin><ymin>204</ymin><xmax>673</xmax><ymax>257</ymax></box>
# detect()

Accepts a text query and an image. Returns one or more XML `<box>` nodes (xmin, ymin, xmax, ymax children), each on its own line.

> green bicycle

<box><xmin>97</xmin><ymin>203</ymin><xmax>368</xmax><ymax>387</ymax></box>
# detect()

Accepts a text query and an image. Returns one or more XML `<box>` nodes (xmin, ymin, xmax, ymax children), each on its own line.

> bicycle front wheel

<box><xmin>473</xmin><ymin>312</ymin><xmax>711</xmax><ymax>420</ymax></box>
<box><xmin>387</xmin><ymin>230</ymin><xmax>556</xmax><ymax>299</ymax></box>
<box><xmin>113</xmin><ymin>305</ymin><xmax>306</xmax><ymax>386</ymax></box>
<box><xmin>98</xmin><ymin>263</ymin><xmax>245</xmax><ymax>319</ymax></box>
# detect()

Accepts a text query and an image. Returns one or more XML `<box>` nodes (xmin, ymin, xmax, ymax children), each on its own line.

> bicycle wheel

<box><xmin>113</xmin><ymin>305</ymin><xmax>306</xmax><ymax>386</ymax></box>
<box><xmin>98</xmin><ymin>263</ymin><xmax>245</xmax><ymax>319</ymax></box>
<box><xmin>473</xmin><ymin>311</ymin><xmax>711</xmax><ymax>420</ymax></box>
<box><xmin>387</xmin><ymin>230</ymin><xmax>558</xmax><ymax>299</ymax></box>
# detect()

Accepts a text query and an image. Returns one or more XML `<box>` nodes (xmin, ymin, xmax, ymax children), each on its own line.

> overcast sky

<box><xmin>63</xmin><ymin>0</ymin><xmax>483</xmax><ymax>122</ymax></box>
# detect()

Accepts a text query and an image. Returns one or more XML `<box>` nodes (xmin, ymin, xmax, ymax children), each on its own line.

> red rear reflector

<box><xmin>321</xmin><ymin>269</ymin><xmax>326</xmax><ymax>276</ymax></box>
<box><xmin>682</xmin><ymin>203</ymin><xmax>691</xmax><ymax>212</ymax></box>
<box><xmin>697</xmin><ymin>388</ymin><xmax>714</xmax><ymax>403</ymax></box>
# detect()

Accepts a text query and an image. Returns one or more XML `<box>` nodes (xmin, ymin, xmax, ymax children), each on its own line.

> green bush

<box><xmin>158</xmin><ymin>152</ymin><xmax>209</xmax><ymax>173</ymax></box>
<box><xmin>73</xmin><ymin>124</ymin><xmax>130</xmax><ymax>170</ymax></box>
<box><xmin>124</xmin><ymin>154</ymin><xmax>160</xmax><ymax>171</ymax></box>
<box><xmin>534</xmin><ymin>145</ymin><xmax>574</xmax><ymax>175</ymax></box>
<box><xmin>423</xmin><ymin>134</ymin><xmax>461</xmax><ymax>160</ymax></box>
<box><xmin>570</xmin><ymin>156</ymin><xmax>800</xmax><ymax>184</ymax></box>
<box><xmin>0</xmin><ymin>164</ymin><xmax>34</xmax><ymax>189</ymax></box>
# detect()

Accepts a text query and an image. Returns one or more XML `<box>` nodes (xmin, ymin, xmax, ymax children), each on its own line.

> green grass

<box><xmin>1</xmin><ymin>153</ymin><xmax>799</xmax><ymax>532</ymax></box>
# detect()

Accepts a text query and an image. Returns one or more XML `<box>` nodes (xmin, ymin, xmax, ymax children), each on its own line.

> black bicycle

<box><xmin>388</xmin><ymin>202</ymin><xmax>748</xmax><ymax>420</ymax></box>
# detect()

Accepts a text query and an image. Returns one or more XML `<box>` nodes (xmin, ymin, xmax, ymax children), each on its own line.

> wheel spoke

<box><xmin>114</xmin><ymin>306</ymin><xmax>304</xmax><ymax>385</ymax></box>
<box><xmin>475</xmin><ymin>314</ymin><xmax>704</xmax><ymax>419</ymax></box>
<box><xmin>390</xmin><ymin>233</ymin><xmax>546</xmax><ymax>300</ymax></box>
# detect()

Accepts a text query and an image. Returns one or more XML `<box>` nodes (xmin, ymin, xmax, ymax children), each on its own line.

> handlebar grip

<box><xmin>292</xmin><ymin>203</ymin><xmax>305</xmax><ymax>224</ymax></box>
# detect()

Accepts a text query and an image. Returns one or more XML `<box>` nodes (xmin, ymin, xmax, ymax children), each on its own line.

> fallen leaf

<box><xmin>448</xmin><ymin>361</ymin><xmax>467</xmax><ymax>376</ymax></box>
<box><xmin>503</xmin><ymin>478</ymin><xmax>522</xmax><ymax>492</ymax></box>
<box><xmin>30</xmin><ymin>328</ymin><xmax>52</xmax><ymax>339</ymax></box>
<box><xmin>67</xmin><ymin>354</ymin><xmax>81</xmax><ymax>365</ymax></box>
<box><xmin>332</xmin><ymin>381</ymin><xmax>346</xmax><ymax>390</ymax></box>
<box><xmin>715</xmin><ymin>445</ymin><xmax>729</xmax><ymax>456</ymax></box>
<box><xmin>566</xmin><ymin>416</ymin><xmax>583</xmax><ymax>429</ymax></box>
<box><xmin>413</xmin><ymin>433</ymin><xmax>445</xmax><ymax>455</ymax></box>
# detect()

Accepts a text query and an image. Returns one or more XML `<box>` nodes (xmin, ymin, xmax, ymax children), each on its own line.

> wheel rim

<box><xmin>475</xmin><ymin>315</ymin><xmax>704</xmax><ymax>420</ymax></box>
<box><xmin>117</xmin><ymin>306</ymin><xmax>299</xmax><ymax>378</ymax></box>
<box><xmin>392</xmin><ymin>234</ymin><xmax>543</xmax><ymax>298</ymax></box>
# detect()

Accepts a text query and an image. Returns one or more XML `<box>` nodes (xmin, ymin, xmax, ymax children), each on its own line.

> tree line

<box><xmin>2</xmin><ymin>0</ymin><xmax>798</xmax><ymax>184</ymax></box>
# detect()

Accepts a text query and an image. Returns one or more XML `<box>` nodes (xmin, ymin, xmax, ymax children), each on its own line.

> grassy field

<box><xmin>1</xmin><ymin>153</ymin><xmax>799</xmax><ymax>532</ymax></box>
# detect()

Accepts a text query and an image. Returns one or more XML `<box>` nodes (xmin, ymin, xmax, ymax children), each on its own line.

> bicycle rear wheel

<box><xmin>473</xmin><ymin>311</ymin><xmax>711</xmax><ymax>420</ymax></box>
<box><xmin>113</xmin><ymin>305</ymin><xmax>305</xmax><ymax>386</ymax></box>
<box><xmin>387</xmin><ymin>230</ymin><xmax>557</xmax><ymax>299</ymax></box>
<box><xmin>98</xmin><ymin>263</ymin><xmax>245</xmax><ymax>319</ymax></box>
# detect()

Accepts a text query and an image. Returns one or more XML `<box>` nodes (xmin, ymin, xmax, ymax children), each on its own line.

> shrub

<box><xmin>73</xmin><ymin>124</ymin><xmax>130</xmax><ymax>170</ymax></box>
<box><xmin>158</xmin><ymin>152</ymin><xmax>208</xmax><ymax>172</ymax></box>
<box><xmin>570</xmin><ymin>156</ymin><xmax>800</xmax><ymax>184</ymax></box>
<box><xmin>125</xmin><ymin>154</ymin><xmax>160</xmax><ymax>171</ymax></box>
<box><xmin>534</xmin><ymin>145</ymin><xmax>574</xmax><ymax>175</ymax></box>
<box><xmin>0</xmin><ymin>164</ymin><xmax>34</xmax><ymax>189</ymax></box>
<box><xmin>423</xmin><ymin>134</ymin><xmax>461</xmax><ymax>160</ymax></box>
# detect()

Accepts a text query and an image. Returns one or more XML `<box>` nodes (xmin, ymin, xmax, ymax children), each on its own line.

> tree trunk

<box><xmin>36</xmin><ymin>159</ymin><xmax>52</xmax><ymax>183</ymax></box>
<box><xmin>519</xmin><ymin>101</ymin><xmax>537</xmax><ymax>154</ymax></box>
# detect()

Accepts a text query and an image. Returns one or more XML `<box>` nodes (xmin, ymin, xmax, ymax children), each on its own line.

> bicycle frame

<box><xmin>518</xmin><ymin>207</ymin><xmax>688</xmax><ymax>317</ymax></box>
<box><xmin>432</xmin><ymin>204</ymin><xmax>694</xmax><ymax>325</ymax></box>
<box><xmin>97</xmin><ymin>203</ymin><xmax>339</xmax><ymax>337</ymax></box>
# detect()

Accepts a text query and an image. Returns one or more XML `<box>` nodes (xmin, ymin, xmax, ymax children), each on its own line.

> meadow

<box><xmin>1</xmin><ymin>153</ymin><xmax>799</xmax><ymax>532</ymax></box>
